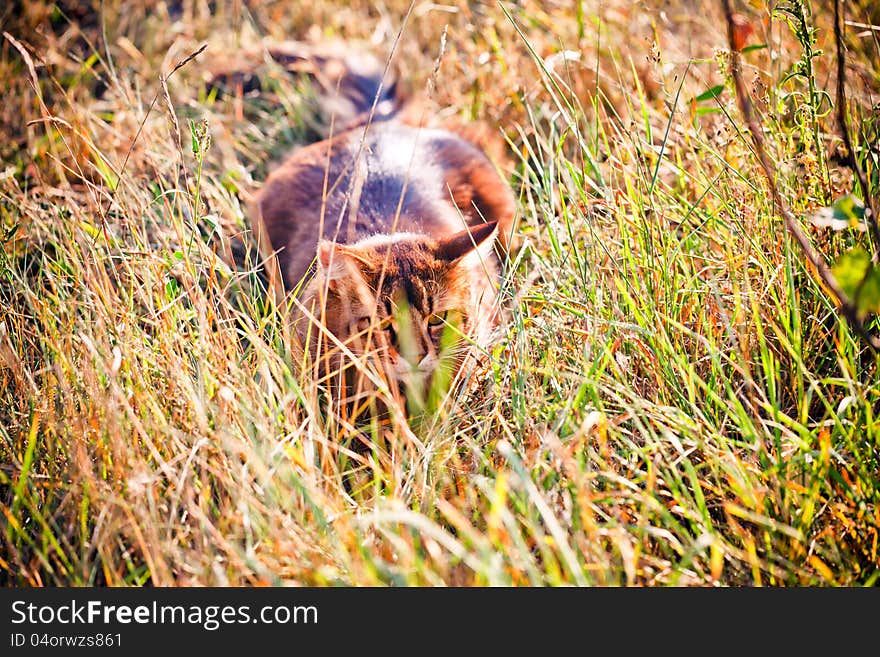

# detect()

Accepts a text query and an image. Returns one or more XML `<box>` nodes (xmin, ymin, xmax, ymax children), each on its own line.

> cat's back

<box><xmin>344</xmin><ymin>122</ymin><xmax>491</xmax><ymax>236</ymax></box>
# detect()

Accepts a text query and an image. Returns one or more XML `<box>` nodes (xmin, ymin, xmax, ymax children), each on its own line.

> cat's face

<box><xmin>303</xmin><ymin>222</ymin><xmax>497</xmax><ymax>399</ymax></box>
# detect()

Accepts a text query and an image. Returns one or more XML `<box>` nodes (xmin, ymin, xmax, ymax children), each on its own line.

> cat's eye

<box><xmin>356</xmin><ymin>316</ymin><xmax>395</xmax><ymax>331</ymax></box>
<box><xmin>379</xmin><ymin>317</ymin><xmax>396</xmax><ymax>340</ymax></box>
<box><xmin>427</xmin><ymin>311</ymin><xmax>448</xmax><ymax>327</ymax></box>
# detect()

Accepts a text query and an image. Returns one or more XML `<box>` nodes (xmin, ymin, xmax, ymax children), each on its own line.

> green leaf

<box><xmin>694</xmin><ymin>85</ymin><xmax>725</xmax><ymax>103</ymax></box>
<box><xmin>832</xmin><ymin>248</ymin><xmax>880</xmax><ymax>314</ymax></box>
<box><xmin>742</xmin><ymin>44</ymin><xmax>768</xmax><ymax>54</ymax></box>
<box><xmin>833</xmin><ymin>248</ymin><xmax>870</xmax><ymax>297</ymax></box>
<box><xmin>859</xmin><ymin>270</ymin><xmax>880</xmax><ymax>314</ymax></box>
<box><xmin>165</xmin><ymin>278</ymin><xmax>181</xmax><ymax>301</ymax></box>
<box><xmin>832</xmin><ymin>195</ymin><xmax>866</xmax><ymax>223</ymax></box>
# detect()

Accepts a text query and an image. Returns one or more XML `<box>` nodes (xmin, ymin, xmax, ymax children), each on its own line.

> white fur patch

<box><xmin>352</xmin><ymin>232</ymin><xmax>426</xmax><ymax>249</ymax></box>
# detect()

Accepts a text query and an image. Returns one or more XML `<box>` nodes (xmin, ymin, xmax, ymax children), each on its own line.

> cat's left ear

<box><xmin>435</xmin><ymin>221</ymin><xmax>498</xmax><ymax>265</ymax></box>
<box><xmin>317</xmin><ymin>241</ymin><xmax>369</xmax><ymax>290</ymax></box>
<box><xmin>317</xmin><ymin>241</ymin><xmax>347</xmax><ymax>286</ymax></box>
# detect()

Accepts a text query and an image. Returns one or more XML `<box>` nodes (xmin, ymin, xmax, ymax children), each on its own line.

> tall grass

<box><xmin>1</xmin><ymin>0</ymin><xmax>878</xmax><ymax>586</ymax></box>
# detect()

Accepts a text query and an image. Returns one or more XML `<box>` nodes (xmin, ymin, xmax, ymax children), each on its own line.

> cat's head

<box><xmin>300</xmin><ymin>221</ymin><xmax>498</xmax><ymax>397</ymax></box>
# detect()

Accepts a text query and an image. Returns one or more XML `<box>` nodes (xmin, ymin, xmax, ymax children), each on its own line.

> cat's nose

<box><xmin>393</xmin><ymin>353</ymin><xmax>436</xmax><ymax>383</ymax></box>
<box><xmin>415</xmin><ymin>332</ymin><xmax>435</xmax><ymax>366</ymax></box>
<box><xmin>417</xmin><ymin>353</ymin><xmax>437</xmax><ymax>372</ymax></box>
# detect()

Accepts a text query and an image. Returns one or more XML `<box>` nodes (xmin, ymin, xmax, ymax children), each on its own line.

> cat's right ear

<box><xmin>435</xmin><ymin>221</ymin><xmax>498</xmax><ymax>264</ymax></box>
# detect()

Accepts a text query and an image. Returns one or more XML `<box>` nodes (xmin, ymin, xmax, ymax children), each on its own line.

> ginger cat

<box><xmin>248</xmin><ymin>43</ymin><xmax>516</xmax><ymax>419</ymax></box>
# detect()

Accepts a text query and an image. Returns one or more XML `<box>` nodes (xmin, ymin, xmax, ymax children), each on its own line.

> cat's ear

<box><xmin>317</xmin><ymin>241</ymin><xmax>373</xmax><ymax>290</ymax></box>
<box><xmin>317</xmin><ymin>241</ymin><xmax>343</xmax><ymax>280</ymax></box>
<box><xmin>317</xmin><ymin>241</ymin><xmax>354</xmax><ymax>290</ymax></box>
<box><xmin>435</xmin><ymin>221</ymin><xmax>498</xmax><ymax>265</ymax></box>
